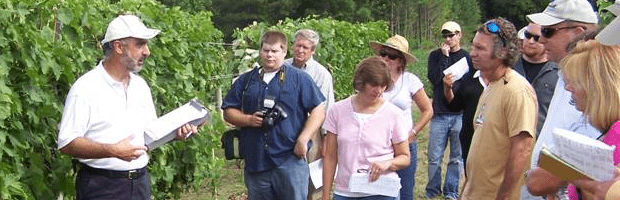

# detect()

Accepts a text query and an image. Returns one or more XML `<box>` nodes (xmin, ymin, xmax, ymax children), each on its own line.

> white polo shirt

<box><xmin>57</xmin><ymin>61</ymin><xmax>157</xmax><ymax>170</ymax></box>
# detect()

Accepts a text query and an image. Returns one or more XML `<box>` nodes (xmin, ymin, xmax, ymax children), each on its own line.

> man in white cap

<box><xmin>512</xmin><ymin>22</ymin><xmax>558</xmax><ymax>135</ymax></box>
<box><xmin>426</xmin><ymin>20</ymin><xmax>473</xmax><ymax>200</ymax></box>
<box><xmin>57</xmin><ymin>15</ymin><xmax>197</xmax><ymax>199</ymax></box>
<box><xmin>523</xmin><ymin>0</ymin><xmax>601</xmax><ymax>199</ymax></box>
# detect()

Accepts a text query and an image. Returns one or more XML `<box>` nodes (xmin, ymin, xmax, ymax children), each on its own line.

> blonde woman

<box><xmin>546</xmin><ymin>40</ymin><xmax>620</xmax><ymax>199</ymax></box>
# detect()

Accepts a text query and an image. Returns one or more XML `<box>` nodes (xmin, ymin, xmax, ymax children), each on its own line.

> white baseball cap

<box><xmin>441</xmin><ymin>21</ymin><xmax>461</xmax><ymax>33</ymax></box>
<box><xmin>101</xmin><ymin>15</ymin><xmax>160</xmax><ymax>44</ymax></box>
<box><xmin>517</xmin><ymin>26</ymin><xmax>527</xmax><ymax>40</ymax></box>
<box><xmin>603</xmin><ymin>0</ymin><xmax>620</xmax><ymax>16</ymax></box>
<box><xmin>596</xmin><ymin>16</ymin><xmax>620</xmax><ymax>46</ymax></box>
<box><xmin>526</xmin><ymin>0</ymin><xmax>598</xmax><ymax>26</ymax></box>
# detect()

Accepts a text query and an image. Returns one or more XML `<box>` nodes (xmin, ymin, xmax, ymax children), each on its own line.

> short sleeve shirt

<box><xmin>383</xmin><ymin>72</ymin><xmax>424</xmax><ymax>130</ymax></box>
<box><xmin>284</xmin><ymin>57</ymin><xmax>335</xmax><ymax>111</ymax></box>
<box><xmin>221</xmin><ymin>64</ymin><xmax>325</xmax><ymax>172</ymax></box>
<box><xmin>323</xmin><ymin>97</ymin><xmax>409</xmax><ymax>195</ymax></box>
<box><xmin>57</xmin><ymin>62</ymin><xmax>156</xmax><ymax>170</ymax></box>
<box><xmin>463</xmin><ymin>69</ymin><xmax>537</xmax><ymax>200</ymax></box>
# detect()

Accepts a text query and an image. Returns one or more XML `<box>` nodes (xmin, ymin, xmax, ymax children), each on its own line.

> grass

<box><xmin>180</xmin><ymin>112</ymin><xmax>465</xmax><ymax>200</ymax></box>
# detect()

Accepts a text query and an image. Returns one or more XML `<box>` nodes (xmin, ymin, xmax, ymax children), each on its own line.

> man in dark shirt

<box><xmin>443</xmin><ymin>70</ymin><xmax>485</xmax><ymax>175</ymax></box>
<box><xmin>513</xmin><ymin>22</ymin><xmax>559</xmax><ymax>135</ymax></box>
<box><xmin>425</xmin><ymin>21</ymin><xmax>473</xmax><ymax>199</ymax></box>
<box><xmin>221</xmin><ymin>31</ymin><xmax>325</xmax><ymax>200</ymax></box>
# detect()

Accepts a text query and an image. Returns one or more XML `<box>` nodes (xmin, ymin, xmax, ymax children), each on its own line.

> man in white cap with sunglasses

<box><xmin>425</xmin><ymin>20</ymin><xmax>472</xmax><ymax>200</ymax></box>
<box><xmin>512</xmin><ymin>22</ymin><xmax>558</xmax><ymax>136</ymax></box>
<box><xmin>523</xmin><ymin>0</ymin><xmax>602</xmax><ymax>199</ymax></box>
<box><xmin>57</xmin><ymin>15</ymin><xmax>197</xmax><ymax>199</ymax></box>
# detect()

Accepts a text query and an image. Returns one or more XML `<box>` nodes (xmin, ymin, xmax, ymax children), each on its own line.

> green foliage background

<box><xmin>230</xmin><ymin>17</ymin><xmax>432</xmax><ymax>100</ymax></box>
<box><xmin>0</xmin><ymin>0</ymin><xmax>229</xmax><ymax>199</ymax></box>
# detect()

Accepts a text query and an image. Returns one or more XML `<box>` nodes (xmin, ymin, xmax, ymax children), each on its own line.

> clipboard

<box><xmin>144</xmin><ymin>99</ymin><xmax>210</xmax><ymax>150</ymax></box>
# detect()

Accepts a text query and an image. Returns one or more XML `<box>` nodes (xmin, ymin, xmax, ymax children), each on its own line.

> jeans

<box><xmin>425</xmin><ymin>113</ymin><xmax>462</xmax><ymax>199</ymax></box>
<box><xmin>244</xmin><ymin>156</ymin><xmax>309</xmax><ymax>200</ymax></box>
<box><xmin>334</xmin><ymin>194</ymin><xmax>397</xmax><ymax>200</ymax></box>
<box><xmin>396</xmin><ymin>141</ymin><xmax>417</xmax><ymax>200</ymax></box>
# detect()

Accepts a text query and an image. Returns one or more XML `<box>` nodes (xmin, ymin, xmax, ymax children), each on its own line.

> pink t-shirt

<box><xmin>323</xmin><ymin>97</ymin><xmax>410</xmax><ymax>195</ymax></box>
<box><xmin>568</xmin><ymin>121</ymin><xmax>620</xmax><ymax>199</ymax></box>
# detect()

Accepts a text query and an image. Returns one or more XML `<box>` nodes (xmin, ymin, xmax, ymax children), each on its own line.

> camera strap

<box><xmin>241</xmin><ymin>67</ymin><xmax>259</xmax><ymax>112</ymax></box>
<box><xmin>242</xmin><ymin>65</ymin><xmax>287</xmax><ymax>112</ymax></box>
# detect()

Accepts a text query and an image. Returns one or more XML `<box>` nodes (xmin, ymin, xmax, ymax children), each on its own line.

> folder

<box><xmin>144</xmin><ymin>99</ymin><xmax>210</xmax><ymax>150</ymax></box>
<box><xmin>538</xmin><ymin>146</ymin><xmax>594</xmax><ymax>181</ymax></box>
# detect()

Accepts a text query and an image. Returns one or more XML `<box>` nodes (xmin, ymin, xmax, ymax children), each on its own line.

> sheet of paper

<box><xmin>348</xmin><ymin>173</ymin><xmax>401</xmax><ymax>197</ymax></box>
<box><xmin>553</xmin><ymin>128</ymin><xmax>616</xmax><ymax>181</ymax></box>
<box><xmin>538</xmin><ymin>146</ymin><xmax>594</xmax><ymax>181</ymax></box>
<box><xmin>442</xmin><ymin>57</ymin><xmax>469</xmax><ymax>81</ymax></box>
<box><xmin>144</xmin><ymin>99</ymin><xmax>210</xmax><ymax>150</ymax></box>
<box><xmin>309</xmin><ymin>159</ymin><xmax>323</xmax><ymax>189</ymax></box>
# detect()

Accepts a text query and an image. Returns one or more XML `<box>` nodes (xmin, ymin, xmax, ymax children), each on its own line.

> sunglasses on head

<box><xmin>540</xmin><ymin>26</ymin><xmax>586</xmax><ymax>38</ymax></box>
<box><xmin>524</xmin><ymin>31</ymin><xmax>540</xmax><ymax>42</ymax></box>
<box><xmin>379</xmin><ymin>49</ymin><xmax>402</xmax><ymax>60</ymax></box>
<box><xmin>484</xmin><ymin>21</ymin><xmax>506</xmax><ymax>47</ymax></box>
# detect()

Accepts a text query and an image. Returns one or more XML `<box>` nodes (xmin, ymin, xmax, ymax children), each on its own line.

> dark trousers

<box><xmin>76</xmin><ymin>165</ymin><xmax>150</xmax><ymax>200</ymax></box>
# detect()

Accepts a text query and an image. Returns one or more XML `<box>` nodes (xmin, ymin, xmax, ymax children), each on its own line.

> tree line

<box><xmin>159</xmin><ymin>0</ymin><xmax>561</xmax><ymax>46</ymax></box>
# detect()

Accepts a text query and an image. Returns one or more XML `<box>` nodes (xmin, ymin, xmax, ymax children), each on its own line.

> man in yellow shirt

<box><xmin>460</xmin><ymin>18</ymin><xmax>538</xmax><ymax>200</ymax></box>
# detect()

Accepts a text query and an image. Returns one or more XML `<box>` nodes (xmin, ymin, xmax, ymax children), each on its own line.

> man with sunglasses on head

<box><xmin>460</xmin><ymin>18</ymin><xmax>538</xmax><ymax>200</ymax></box>
<box><xmin>523</xmin><ymin>0</ymin><xmax>603</xmax><ymax>199</ymax></box>
<box><xmin>426</xmin><ymin>21</ymin><xmax>473</xmax><ymax>200</ymax></box>
<box><xmin>513</xmin><ymin>23</ymin><xmax>558</xmax><ymax>136</ymax></box>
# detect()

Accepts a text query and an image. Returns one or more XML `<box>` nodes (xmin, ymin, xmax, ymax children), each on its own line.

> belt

<box><xmin>79</xmin><ymin>163</ymin><xmax>146</xmax><ymax>180</ymax></box>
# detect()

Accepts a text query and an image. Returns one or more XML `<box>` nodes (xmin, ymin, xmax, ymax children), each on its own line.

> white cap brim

<box><xmin>526</xmin><ymin>12</ymin><xmax>565</xmax><ymax>26</ymax></box>
<box><xmin>101</xmin><ymin>28</ymin><xmax>160</xmax><ymax>44</ymax></box>
<box><xmin>517</xmin><ymin>27</ymin><xmax>527</xmax><ymax>40</ymax></box>
<box><xmin>596</xmin><ymin>16</ymin><xmax>620</xmax><ymax>46</ymax></box>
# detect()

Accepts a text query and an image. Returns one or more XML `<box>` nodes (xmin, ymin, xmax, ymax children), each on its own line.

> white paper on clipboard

<box><xmin>144</xmin><ymin>99</ymin><xmax>209</xmax><ymax>150</ymax></box>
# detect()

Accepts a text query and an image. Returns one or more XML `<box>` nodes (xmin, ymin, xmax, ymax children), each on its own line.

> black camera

<box><xmin>261</xmin><ymin>97</ymin><xmax>287</xmax><ymax>129</ymax></box>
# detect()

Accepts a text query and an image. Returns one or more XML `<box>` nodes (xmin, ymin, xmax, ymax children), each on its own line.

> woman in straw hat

<box><xmin>371</xmin><ymin>35</ymin><xmax>433</xmax><ymax>200</ymax></box>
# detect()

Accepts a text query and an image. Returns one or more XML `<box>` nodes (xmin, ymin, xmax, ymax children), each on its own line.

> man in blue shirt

<box><xmin>222</xmin><ymin>30</ymin><xmax>326</xmax><ymax>200</ymax></box>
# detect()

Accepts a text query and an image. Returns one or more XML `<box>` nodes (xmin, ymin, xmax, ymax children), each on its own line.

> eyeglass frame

<box><xmin>540</xmin><ymin>26</ymin><xmax>586</xmax><ymax>38</ymax></box>
<box><xmin>523</xmin><ymin>31</ymin><xmax>540</xmax><ymax>42</ymax></box>
<box><xmin>442</xmin><ymin>33</ymin><xmax>457</xmax><ymax>39</ymax></box>
<box><xmin>379</xmin><ymin>49</ymin><xmax>403</xmax><ymax>60</ymax></box>
<box><xmin>484</xmin><ymin>21</ymin><xmax>507</xmax><ymax>47</ymax></box>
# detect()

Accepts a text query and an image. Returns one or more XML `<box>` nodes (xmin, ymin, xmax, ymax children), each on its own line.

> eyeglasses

<box><xmin>379</xmin><ymin>49</ymin><xmax>402</xmax><ymax>60</ymax></box>
<box><xmin>541</xmin><ymin>26</ymin><xmax>585</xmax><ymax>38</ymax></box>
<box><xmin>443</xmin><ymin>33</ymin><xmax>456</xmax><ymax>39</ymax></box>
<box><xmin>524</xmin><ymin>31</ymin><xmax>540</xmax><ymax>42</ymax></box>
<box><xmin>484</xmin><ymin>21</ymin><xmax>506</xmax><ymax>47</ymax></box>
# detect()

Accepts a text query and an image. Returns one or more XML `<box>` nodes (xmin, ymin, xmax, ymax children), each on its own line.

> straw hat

<box><xmin>370</xmin><ymin>35</ymin><xmax>417</xmax><ymax>63</ymax></box>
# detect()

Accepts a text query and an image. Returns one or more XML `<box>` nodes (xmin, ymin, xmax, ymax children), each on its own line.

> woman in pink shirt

<box><xmin>321</xmin><ymin>56</ymin><xmax>411</xmax><ymax>200</ymax></box>
<box><xmin>558</xmin><ymin>40</ymin><xmax>620</xmax><ymax>199</ymax></box>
